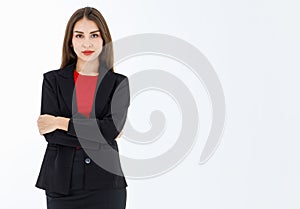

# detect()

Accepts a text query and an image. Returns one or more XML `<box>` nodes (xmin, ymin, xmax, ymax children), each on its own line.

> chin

<box><xmin>78</xmin><ymin>56</ymin><xmax>98</xmax><ymax>63</ymax></box>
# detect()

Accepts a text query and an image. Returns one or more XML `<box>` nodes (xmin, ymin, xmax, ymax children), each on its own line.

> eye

<box><xmin>75</xmin><ymin>34</ymin><xmax>83</xmax><ymax>38</ymax></box>
<box><xmin>91</xmin><ymin>33</ymin><xmax>99</xmax><ymax>38</ymax></box>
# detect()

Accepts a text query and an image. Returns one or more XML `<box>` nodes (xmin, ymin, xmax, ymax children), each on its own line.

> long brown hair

<box><xmin>60</xmin><ymin>7</ymin><xmax>114</xmax><ymax>72</ymax></box>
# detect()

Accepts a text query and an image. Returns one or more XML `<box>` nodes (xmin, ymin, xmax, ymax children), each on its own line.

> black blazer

<box><xmin>35</xmin><ymin>62</ymin><xmax>130</xmax><ymax>195</ymax></box>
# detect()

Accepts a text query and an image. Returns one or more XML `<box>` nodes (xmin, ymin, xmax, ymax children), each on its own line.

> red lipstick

<box><xmin>82</xmin><ymin>50</ymin><xmax>94</xmax><ymax>56</ymax></box>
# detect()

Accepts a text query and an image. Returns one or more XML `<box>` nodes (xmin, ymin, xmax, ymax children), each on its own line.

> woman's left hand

<box><xmin>37</xmin><ymin>114</ymin><xmax>58</xmax><ymax>135</ymax></box>
<box><xmin>115</xmin><ymin>130</ymin><xmax>123</xmax><ymax>140</ymax></box>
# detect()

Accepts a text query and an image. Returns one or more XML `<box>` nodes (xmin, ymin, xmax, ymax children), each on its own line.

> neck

<box><xmin>76</xmin><ymin>58</ymin><xmax>99</xmax><ymax>75</ymax></box>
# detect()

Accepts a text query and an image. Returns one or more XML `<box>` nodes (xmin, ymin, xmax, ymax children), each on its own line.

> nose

<box><xmin>82</xmin><ymin>39</ymin><xmax>92</xmax><ymax>48</ymax></box>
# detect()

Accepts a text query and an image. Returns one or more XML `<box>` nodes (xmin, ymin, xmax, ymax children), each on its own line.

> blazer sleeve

<box><xmin>66</xmin><ymin>76</ymin><xmax>130</xmax><ymax>145</ymax></box>
<box><xmin>41</xmin><ymin>72</ymin><xmax>99</xmax><ymax>148</ymax></box>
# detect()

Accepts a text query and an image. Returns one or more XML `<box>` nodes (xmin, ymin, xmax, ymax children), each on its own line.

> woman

<box><xmin>35</xmin><ymin>7</ymin><xmax>130</xmax><ymax>209</ymax></box>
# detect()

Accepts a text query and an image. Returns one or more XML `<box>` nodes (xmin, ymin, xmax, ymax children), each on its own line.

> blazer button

<box><xmin>85</xmin><ymin>158</ymin><xmax>91</xmax><ymax>164</ymax></box>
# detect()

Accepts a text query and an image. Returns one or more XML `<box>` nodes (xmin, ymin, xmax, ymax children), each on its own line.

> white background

<box><xmin>0</xmin><ymin>0</ymin><xmax>299</xmax><ymax>208</ymax></box>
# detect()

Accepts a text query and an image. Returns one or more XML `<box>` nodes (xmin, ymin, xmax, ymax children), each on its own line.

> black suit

<box><xmin>35</xmin><ymin>63</ymin><xmax>130</xmax><ymax>195</ymax></box>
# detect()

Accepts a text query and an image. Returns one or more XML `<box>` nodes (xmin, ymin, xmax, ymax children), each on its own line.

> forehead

<box><xmin>73</xmin><ymin>17</ymin><xmax>99</xmax><ymax>32</ymax></box>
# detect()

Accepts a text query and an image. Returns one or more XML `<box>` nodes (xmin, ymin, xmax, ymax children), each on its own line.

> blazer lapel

<box><xmin>56</xmin><ymin>62</ymin><xmax>116</xmax><ymax>118</ymax></box>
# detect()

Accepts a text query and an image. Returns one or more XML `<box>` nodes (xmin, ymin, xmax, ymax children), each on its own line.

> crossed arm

<box><xmin>37</xmin><ymin>72</ymin><xmax>129</xmax><ymax>147</ymax></box>
<box><xmin>37</xmin><ymin>115</ymin><xmax>123</xmax><ymax>139</ymax></box>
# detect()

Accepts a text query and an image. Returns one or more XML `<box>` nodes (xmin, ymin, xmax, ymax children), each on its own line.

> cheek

<box><xmin>72</xmin><ymin>38</ymin><xmax>80</xmax><ymax>47</ymax></box>
<box><xmin>72</xmin><ymin>39</ymin><xmax>81</xmax><ymax>53</ymax></box>
<box><xmin>94</xmin><ymin>39</ymin><xmax>103</xmax><ymax>49</ymax></box>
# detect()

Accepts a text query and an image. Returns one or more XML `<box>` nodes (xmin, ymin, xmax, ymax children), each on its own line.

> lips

<box><xmin>82</xmin><ymin>50</ymin><xmax>94</xmax><ymax>56</ymax></box>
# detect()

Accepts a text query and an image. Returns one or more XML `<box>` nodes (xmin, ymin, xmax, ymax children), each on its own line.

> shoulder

<box><xmin>111</xmin><ymin>71</ymin><xmax>129</xmax><ymax>84</ymax></box>
<box><xmin>42</xmin><ymin>69</ymin><xmax>61</xmax><ymax>88</ymax></box>
<box><xmin>43</xmin><ymin>69</ymin><xmax>60</xmax><ymax>79</ymax></box>
<box><xmin>111</xmin><ymin>71</ymin><xmax>127</xmax><ymax>79</ymax></box>
<box><xmin>110</xmin><ymin>71</ymin><xmax>130</xmax><ymax>103</ymax></box>
<box><xmin>111</xmin><ymin>72</ymin><xmax>130</xmax><ymax>91</ymax></box>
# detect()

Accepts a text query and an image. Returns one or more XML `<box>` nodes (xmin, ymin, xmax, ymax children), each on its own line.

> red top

<box><xmin>74</xmin><ymin>70</ymin><xmax>98</xmax><ymax>150</ymax></box>
<box><xmin>73</xmin><ymin>70</ymin><xmax>99</xmax><ymax>118</ymax></box>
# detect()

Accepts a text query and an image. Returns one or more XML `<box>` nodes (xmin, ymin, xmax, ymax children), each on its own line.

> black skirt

<box><xmin>45</xmin><ymin>148</ymin><xmax>127</xmax><ymax>209</ymax></box>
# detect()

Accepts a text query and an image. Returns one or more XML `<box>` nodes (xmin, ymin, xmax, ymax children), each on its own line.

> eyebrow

<box><xmin>74</xmin><ymin>30</ymin><xmax>100</xmax><ymax>34</ymax></box>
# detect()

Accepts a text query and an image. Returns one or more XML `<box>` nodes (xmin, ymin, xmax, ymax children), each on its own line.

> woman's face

<box><xmin>72</xmin><ymin>17</ymin><xmax>103</xmax><ymax>63</ymax></box>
